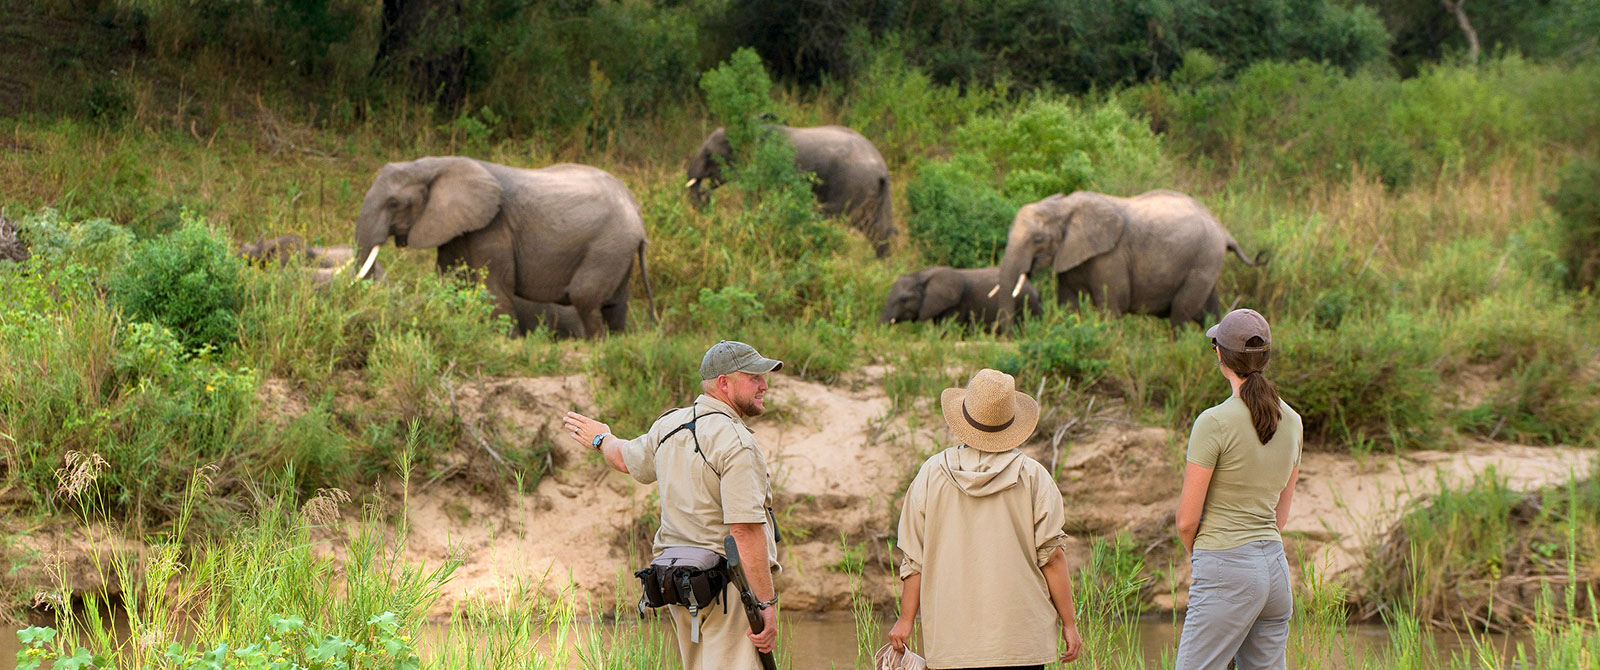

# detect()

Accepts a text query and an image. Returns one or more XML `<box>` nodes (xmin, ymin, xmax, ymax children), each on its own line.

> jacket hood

<box><xmin>939</xmin><ymin>446</ymin><xmax>1026</xmax><ymax>497</ymax></box>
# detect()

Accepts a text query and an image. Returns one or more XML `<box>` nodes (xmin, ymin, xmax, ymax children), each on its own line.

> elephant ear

<box><xmin>1053</xmin><ymin>192</ymin><xmax>1126</xmax><ymax>273</ymax></box>
<box><xmin>407</xmin><ymin>158</ymin><xmax>502</xmax><ymax>249</ymax></box>
<box><xmin>918</xmin><ymin>268</ymin><xmax>963</xmax><ymax>321</ymax></box>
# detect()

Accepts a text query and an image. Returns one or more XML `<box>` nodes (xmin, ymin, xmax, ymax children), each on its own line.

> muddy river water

<box><xmin>0</xmin><ymin>612</ymin><xmax>1527</xmax><ymax>669</ymax></box>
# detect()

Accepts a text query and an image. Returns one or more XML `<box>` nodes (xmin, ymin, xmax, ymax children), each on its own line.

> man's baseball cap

<box><xmin>1207</xmin><ymin>308</ymin><xmax>1271</xmax><ymax>352</ymax></box>
<box><xmin>700</xmin><ymin>340</ymin><xmax>784</xmax><ymax>380</ymax></box>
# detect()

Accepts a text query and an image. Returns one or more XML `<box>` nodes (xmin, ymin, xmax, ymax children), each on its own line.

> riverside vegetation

<box><xmin>2</xmin><ymin>0</ymin><xmax>1600</xmax><ymax>666</ymax></box>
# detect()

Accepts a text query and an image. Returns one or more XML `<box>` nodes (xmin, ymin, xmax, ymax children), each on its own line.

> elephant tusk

<box><xmin>1010</xmin><ymin>274</ymin><xmax>1027</xmax><ymax>298</ymax></box>
<box><xmin>987</xmin><ymin>284</ymin><xmax>1000</xmax><ymax>298</ymax></box>
<box><xmin>889</xmin><ymin>318</ymin><xmax>897</xmax><ymax>324</ymax></box>
<box><xmin>686</xmin><ymin>178</ymin><xmax>698</xmax><ymax>189</ymax></box>
<box><xmin>356</xmin><ymin>246</ymin><xmax>380</xmax><ymax>280</ymax></box>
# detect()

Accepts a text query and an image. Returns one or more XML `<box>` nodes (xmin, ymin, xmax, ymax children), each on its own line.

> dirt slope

<box><xmin>392</xmin><ymin>371</ymin><xmax>1596</xmax><ymax>617</ymax></box>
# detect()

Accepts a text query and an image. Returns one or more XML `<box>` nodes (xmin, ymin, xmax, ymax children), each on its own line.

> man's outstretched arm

<box><xmin>562</xmin><ymin>411</ymin><xmax>629</xmax><ymax>473</ymax></box>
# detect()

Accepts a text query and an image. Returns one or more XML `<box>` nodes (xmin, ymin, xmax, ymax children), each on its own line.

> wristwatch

<box><xmin>591</xmin><ymin>432</ymin><xmax>610</xmax><ymax>449</ymax></box>
<box><xmin>755</xmin><ymin>596</ymin><xmax>779</xmax><ymax>610</ymax></box>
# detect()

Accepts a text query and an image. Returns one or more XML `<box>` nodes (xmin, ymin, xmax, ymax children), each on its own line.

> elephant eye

<box><xmin>386</xmin><ymin>198</ymin><xmax>400</xmax><ymax>209</ymax></box>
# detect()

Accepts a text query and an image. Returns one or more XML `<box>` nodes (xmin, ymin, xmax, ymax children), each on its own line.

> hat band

<box><xmin>962</xmin><ymin>402</ymin><xmax>1015</xmax><ymax>433</ymax></box>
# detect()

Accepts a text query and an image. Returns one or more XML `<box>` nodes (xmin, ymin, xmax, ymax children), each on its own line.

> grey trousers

<box><xmin>1175</xmin><ymin>540</ymin><xmax>1293</xmax><ymax>670</ymax></box>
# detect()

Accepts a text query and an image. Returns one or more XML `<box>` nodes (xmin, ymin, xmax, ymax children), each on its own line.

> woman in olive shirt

<box><xmin>1175</xmin><ymin>309</ymin><xmax>1303</xmax><ymax>670</ymax></box>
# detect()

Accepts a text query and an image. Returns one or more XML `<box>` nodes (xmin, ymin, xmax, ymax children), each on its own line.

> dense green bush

<box><xmin>109</xmin><ymin>213</ymin><xmax>244</xmax><ymax>352</ymax></box>
<box><xmin>1547</xmin><ymin>157</ymin><xmax>1600</xmax><ymax>290</ymax></box>
<box><xmin>1279</xmin><ymin>312</ymin><xmax>1444</xmax><ymax>450</ymax></box>
<box><xmin>14</xmin><ymin>209</ymin><xmax>134</xmax><ymax>279</ymax></box>
<box><xmin>997</xmin><ymin>312</ymin><xmax>1110</xmax><ymax>383</ymax></box>
<box><xmin>905</xmin><ymin>157</ymin><xmax>1014</xmax><ymax>268</ymax></box>
<box><xmin>955</xmin><ymin>98</ymin><xmax>1170</xmax><ymax>200</ymax></box>
<box><xmin>1144</xmin><ymin>58</ymin><xmax>1578</xmax><ymax>187</ymax></box>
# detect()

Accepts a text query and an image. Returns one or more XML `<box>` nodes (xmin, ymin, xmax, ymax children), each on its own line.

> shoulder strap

<box><xmin>659</xmin><ymin>410</ymin><xmax>734</xmax><ymax>478</ymax></box>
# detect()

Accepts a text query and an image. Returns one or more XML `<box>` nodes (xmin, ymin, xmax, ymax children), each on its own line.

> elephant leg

<box><xmin>600</xmin><ymin>269</ymin><xmax>632</xmax><ymax>334</ymax></box>
<box><xmin>511</xmin><ymin>295</ymin><xmax>583</xmax><ymax>338</ymax></box>
<box><xmin>1087</xmin><ymin>268</ymin><xmax>1131</xmax><ymax>316</ymax></box>
<box><xmin>566</xmin><ymin>245</ymin><xmax>636</xmax><ymax>339</ymax></box>
<box><xmin>1202</xmin><ymin>288</ymin><xmax>1222</xmax><ymax>326</ymax></box>
<box><xmin>1168</xmin><ymin>277</ymin><xmax>1218</xmax><ymax>330</ymax></box>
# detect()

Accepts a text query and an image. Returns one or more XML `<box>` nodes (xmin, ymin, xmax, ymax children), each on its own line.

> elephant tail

<box><xmin>1227</xmin><ymin>236</ymin><xmax>1270</xmax><ymax>267</ymax></box>
<box><xmin>637</xmin><ymin>240</ymin><xmax>659</xmax><ymax>325</ymax></box>
<box><xmin>873</xmin><ymin>174</ymin><xmax>894</xmax><ymax>257</ymax></box>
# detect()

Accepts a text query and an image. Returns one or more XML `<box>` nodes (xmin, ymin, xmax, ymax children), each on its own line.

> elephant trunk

<box><xmin>687</xmin><ymin>178</ymin><xmax>710</xmax><ymax>209</ymax></box>
<box><xmin>996</xmin><ymin>248</ymin><xmax>1032</xmax><ymax>332</ymax></box>
<box><xmin>352</xmin><ymin>197</ymin><xmax>389</xmax><ymax>282</ymax></box>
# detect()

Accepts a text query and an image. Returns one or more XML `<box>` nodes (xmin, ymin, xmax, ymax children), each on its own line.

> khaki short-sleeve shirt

<box><xmin>621</xmin><ymin>395</ymin><xmax>778</xmax><ymax>568</ymax></box>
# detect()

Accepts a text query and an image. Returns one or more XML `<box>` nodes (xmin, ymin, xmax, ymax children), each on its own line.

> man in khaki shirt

<box><xmin>563</xmin><ymin>340</ymin><xmax>781</xmax><ymax>670</ymax></box>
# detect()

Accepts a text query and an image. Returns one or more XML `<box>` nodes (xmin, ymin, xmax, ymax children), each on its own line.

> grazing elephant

<box><xmin>686</xmin><ymin>125</ymin><xmax>895</xmax><ymax>256</ymax></box>
<box><xmin>881</xmin><ymin>266</ymin><xmax>1041</xmax><ymax>329</ymax></box>
<box><xmin>995</xmin><ymin>190</ymin><xmax>1264</xmax><ymax>329</ymax></box>
<box><xmin>353</xmin><ymin>157</ymin><xmax>655</xmax><ymax>338</ymax></box>
<box><xmin>237</xmin><ymin>234</ymin><xmax>309</xmax><ymax>267</ymax></box>
<box><xmin>240</xmin><ymin>238</ymin><xmax>386</xmax><ymax>282</ymax></box>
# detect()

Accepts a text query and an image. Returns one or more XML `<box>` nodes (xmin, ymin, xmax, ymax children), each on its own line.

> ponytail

<box><xmin>1219</xmin><ymin>338</ymin><xmax>1280</xmax><ymax>443</ymax></box>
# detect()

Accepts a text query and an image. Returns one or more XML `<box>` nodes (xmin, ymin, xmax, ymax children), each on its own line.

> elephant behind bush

<box><xmin>687</xmin><ymin>125</ymin><xmax>895</xmax><ymax>256</ymax></box>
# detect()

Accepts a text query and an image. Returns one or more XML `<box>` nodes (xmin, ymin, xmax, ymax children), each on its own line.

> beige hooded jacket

<box><xmin>896</xmin><ymin>446</ymin><xmax>1070</xmax><ymax>668</ymax></box>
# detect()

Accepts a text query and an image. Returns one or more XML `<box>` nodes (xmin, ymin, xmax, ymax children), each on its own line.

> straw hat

<box><xmin>940</xmin><ymin>369</ymin><xmax>1040</xmax><ymax>452</ymax></box>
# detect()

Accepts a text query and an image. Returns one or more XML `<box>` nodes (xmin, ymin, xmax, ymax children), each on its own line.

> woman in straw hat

<box><xmin>887</xmin><ymin>369</ymin><xmax>1084</xmax><ymax>669</ymax></box>
<box><xmin>1174</xmin><ymin>309</ymin><xmax>1303</xmax><ymax>670</ymax></box>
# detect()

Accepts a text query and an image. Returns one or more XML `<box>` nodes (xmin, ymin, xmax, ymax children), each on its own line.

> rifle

<box><xmin>723</xmin><ymin>535</ymin><xmax>779</xmax><ymax>670</ymax></box>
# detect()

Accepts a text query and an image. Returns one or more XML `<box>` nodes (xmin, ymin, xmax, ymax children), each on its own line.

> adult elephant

<box><xmin>995</xmin><ymin>190</ymin><xmax>1264</xmax><ymax>329</ymax></box>
<box><xmin>686</xmin><ymin>125</ymin><xmax>894</xmax><ymax>257</ymax></box>
<box><xmin>881</xmin><ymin>266</ymin><xmax>1041</xmax><ymax>330</ymax></box>
<box><xmin>353</xmin><ymin>157</ymin><xmax>654</xmax><ymax>338</ymax></box>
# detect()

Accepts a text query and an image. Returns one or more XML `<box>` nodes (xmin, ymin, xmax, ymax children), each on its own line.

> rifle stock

<box><xmin>723</xmin><ymin>535</ymin><xmax>779</xmax><ymax>670</ymax></box>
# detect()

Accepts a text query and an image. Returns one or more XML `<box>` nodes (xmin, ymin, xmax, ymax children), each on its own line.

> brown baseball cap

<box><xmin>700</xmin><ymin>340</ymin><xmax>783</xmax><ymax>380</ymax></box>
<box><xmin>1207</xmin><ymin>308</ymin><xmax>1271</xmax><ymax>352</ymax></box>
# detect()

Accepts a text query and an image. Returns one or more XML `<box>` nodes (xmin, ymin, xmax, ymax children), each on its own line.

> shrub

<box><xmin>953</xmin><ymin>98</ymin><xmax>1170</xmax><ymax>200</ymax></box>
<box><xmin>996</xmin><ymin>311</ymin><xmax>1110</xmax><ymax>383</ymax></box>
<box><xmin>587</xmin><ymin>333</ymin><xmax>705</xmax><ymax>437</ymax></box>
<box><xmin>700</xmin><ymin>48</ymin><xmax>836</xmax><ymax>257</ymax></box>
<box><xmin>905</xmin><ymin>156</ymin><xmax>1014</xmax><ymax>268</ymax></box>
<box><xmin>1278</xmin><ymin>312</ymin><xmax>1443</xmax><ymax>450</ymax></box>
<box><xmin>842</xmin><ymin>43</ymin><xmax>1007</xmax><ymax>166</ymax></box>
<box><xmin>109</xmin><ymin>212</ymin><xmax>244</xmax><ymax>352</ymax></box>
<box><xmin>236</xmin><ymin>262</ymin><xmax>521</xmax><ymax>386</ymax></box>
<box><xmin>1152</xmin><ymin>58</ymin><xmax>1555</xmax><ymax>188</ymax></box>
<box><xmin>1547</xmin><ymin>157</ymin><xmax>1600</xmax><ymax>290</ymax></box>
<box><xmin>14</xmin><ymin>209</ymin><xmax>134</xmax><ymax>279</ymax></box>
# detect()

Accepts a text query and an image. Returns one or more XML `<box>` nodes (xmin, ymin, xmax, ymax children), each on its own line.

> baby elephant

<box><xmin>881</xmin><ymin>266</ymin><xmax>1042</xmax><ymax>328</ymax></box>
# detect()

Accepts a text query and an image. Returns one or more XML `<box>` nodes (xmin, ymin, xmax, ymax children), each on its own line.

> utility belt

<box><xmin>635</xmin><ymin>546</ymin><xmax>729</xmax><ymax>643</ymax></box>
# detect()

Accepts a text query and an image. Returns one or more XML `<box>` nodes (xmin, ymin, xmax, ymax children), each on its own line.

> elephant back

<box><xmin>508</xmin><ymin>163</ymin><xmax>646</xmax><ymax>240</ymax></box>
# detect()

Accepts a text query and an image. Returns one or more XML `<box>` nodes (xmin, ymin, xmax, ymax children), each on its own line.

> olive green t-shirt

<box><xmin>1186</xmin><ymin>395</ymin><xmax>1303</xmax><ymax>551</ymax></box>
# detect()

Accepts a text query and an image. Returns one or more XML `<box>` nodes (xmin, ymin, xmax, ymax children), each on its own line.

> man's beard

<box><xmin>737</xmin><ymin>396</ymin><xmax>765</xmax><ymax>417</ymax></box>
